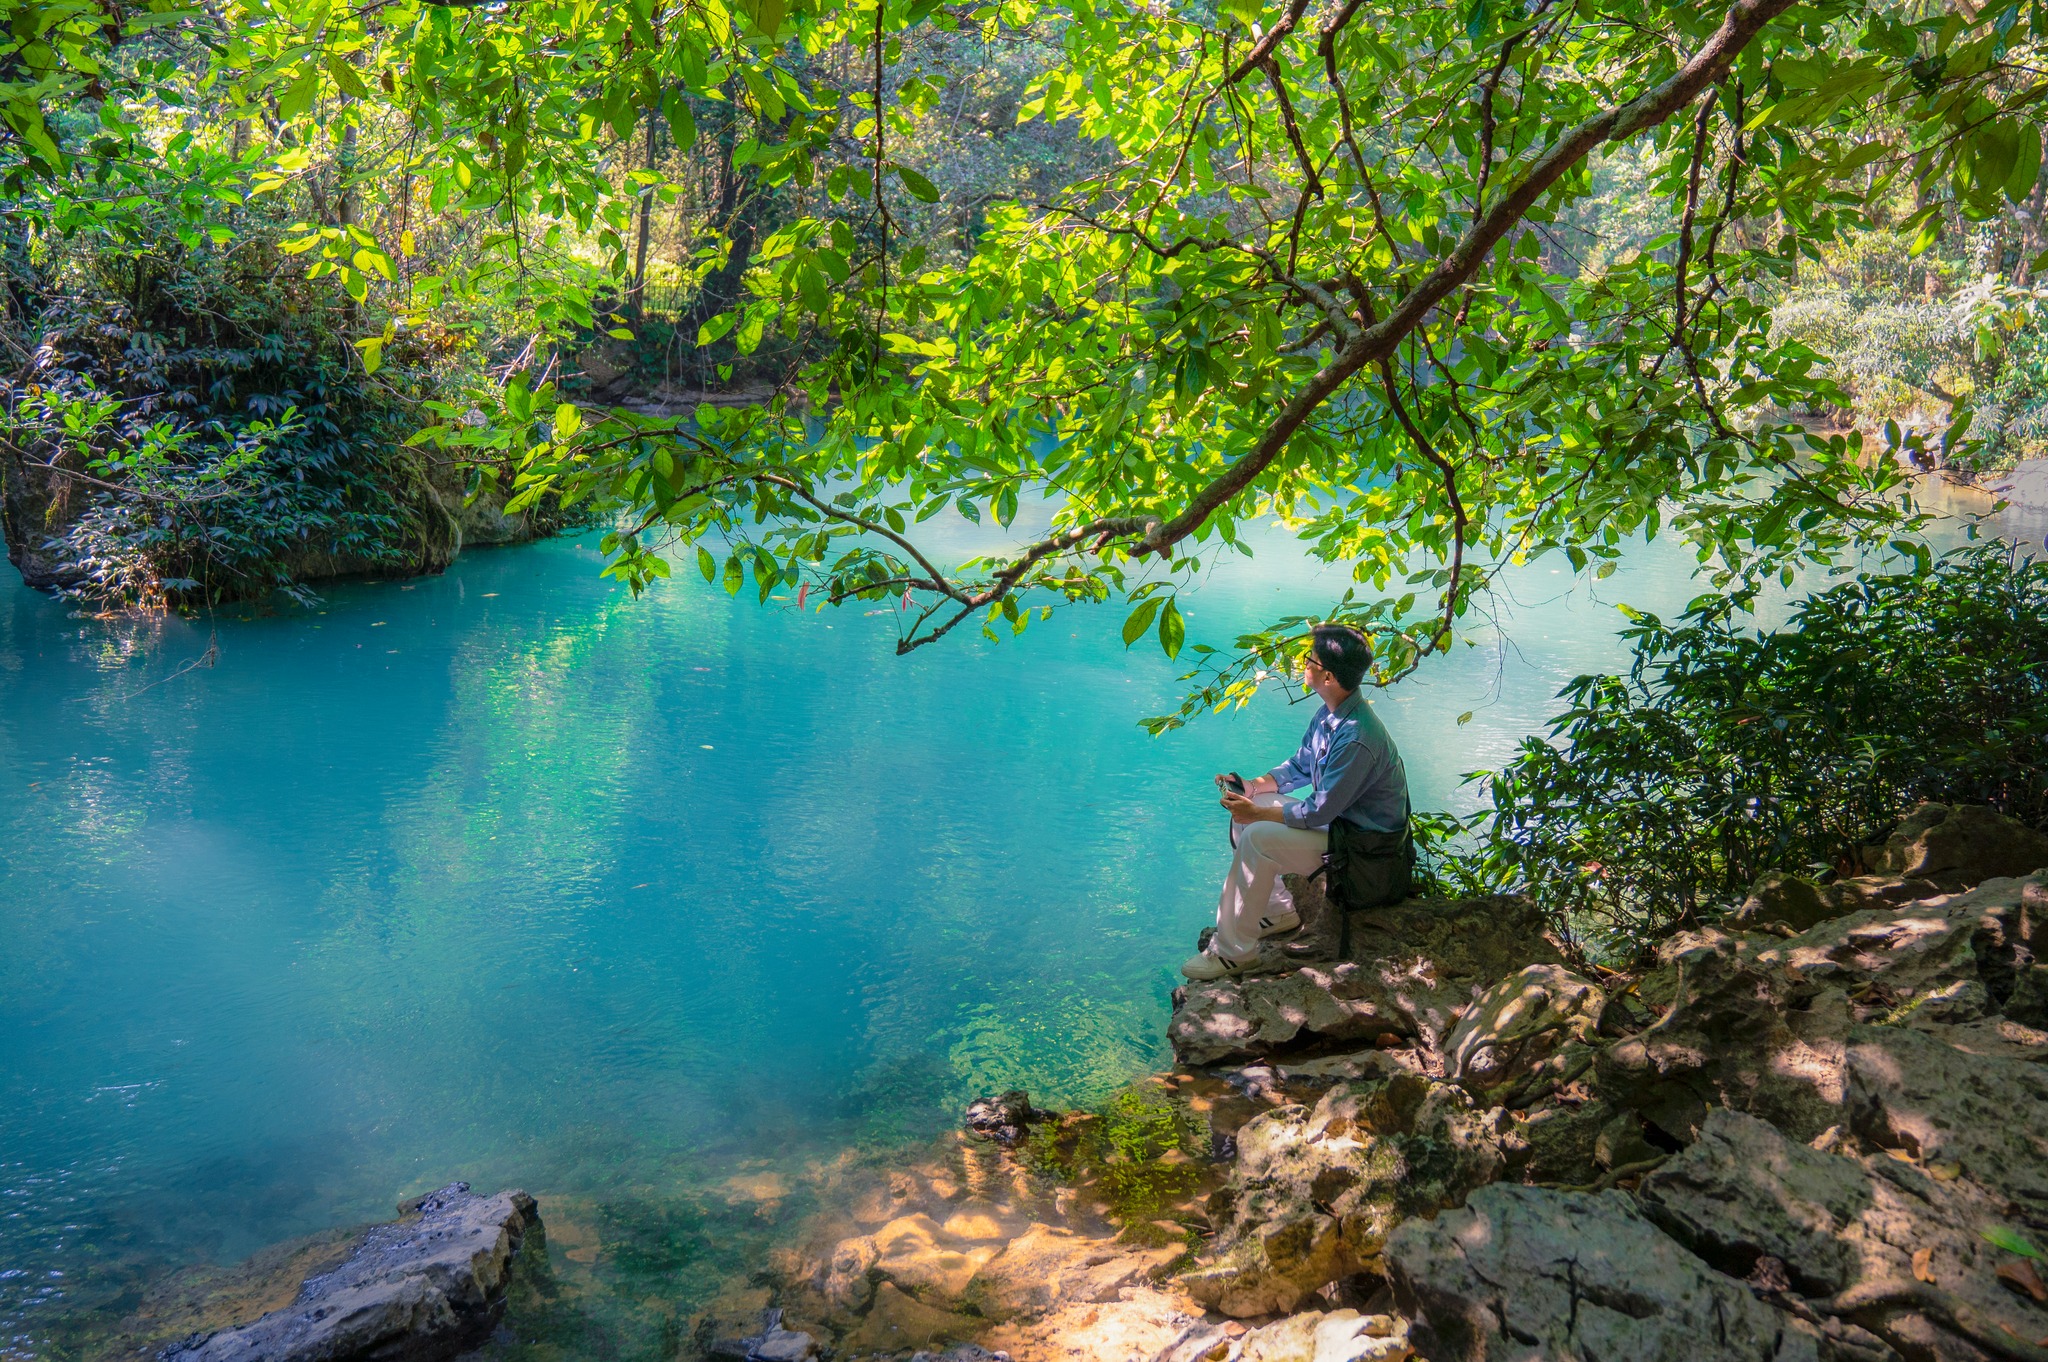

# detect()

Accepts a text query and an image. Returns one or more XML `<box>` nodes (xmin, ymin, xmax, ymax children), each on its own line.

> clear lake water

<box><xmin>2</xmin><ymin>495</ymin><xmax>2037</xmax><ymax>1358</ymax></box>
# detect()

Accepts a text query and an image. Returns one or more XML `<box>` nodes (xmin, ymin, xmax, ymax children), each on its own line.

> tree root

<box><xmin>1810</xmin><ymin>1279</ymin><xmax>2048</xmax><ymax>1362</ymax></box>
<box><xmin>1537</xmin><ymin>1154</ymin><xmax>1669</xmax><ymax>1194</ymax></box>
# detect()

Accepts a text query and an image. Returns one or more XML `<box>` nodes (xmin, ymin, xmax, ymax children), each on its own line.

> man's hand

<box><xmin>1214</xmin><ymin>772</ymin><xmax>1275</xmax><ymax>795</ymax></box>
<box><xmin>1221</xmin><ymin>791</ymin><xmax>1283</xmax><ymax>825</ymax></box>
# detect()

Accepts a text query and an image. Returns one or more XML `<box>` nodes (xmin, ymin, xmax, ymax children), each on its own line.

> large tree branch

<box><xmin>1224</xmin><ymin>0</ymin><xmax>1312</xmax><ymax>84</ymax></box>
<box><xmin>1133</xmin><ymin>0</ymin><xmax>1800</xmax><ymax>559</ymax></box>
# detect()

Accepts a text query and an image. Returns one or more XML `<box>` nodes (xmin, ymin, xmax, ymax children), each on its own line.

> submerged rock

<box><xmin>961</xmin><ymin>1223</ymin><xmax>1180</xmax><ymax>1322</ymax></box>
<box><xmin>159</xmin><ymin>1183</ymin><xmax>537</xmax><ymax>1362</ymax></box>
<box><xmin>1235</xmin><ymin>1309</ymin><xmax>1414</xmax><ymax>1362</ymax></box>
<box><xmin>707</xmin><ymin>1307</ymin><xmax>821</xmax><ymax>1362</ymax></box>
<box><xmin>963</xmin><ymin>1091</ymin><xmax>1050</xmax><ymax>1146</ymax></box>
<box><xmin>843</xmin><ymin>1282</ymin><xmax>982</xmax><ymax>1354</ymax></box>
<box><xmin>1385</xmin><ymin>1184</ymin><xmax>1819</xmax><ymax>1362</ymax></box>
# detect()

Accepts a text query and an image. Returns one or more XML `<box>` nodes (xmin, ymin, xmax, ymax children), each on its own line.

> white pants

<box><xmin>1214</xmin><ymin>792</ymin><xmax>1329</xmax><ymax>960</ymax></box>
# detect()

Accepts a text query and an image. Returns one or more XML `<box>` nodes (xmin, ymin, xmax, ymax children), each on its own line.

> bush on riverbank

<box><xmin>0</xmin><ymin>205</ymin><xmax>565</xmax><ymax>606</ymax></box>
<box><xmin>1437</xmin><ymin>543</ymin><xmax>2048</xmax><ymax>959</ymax></box>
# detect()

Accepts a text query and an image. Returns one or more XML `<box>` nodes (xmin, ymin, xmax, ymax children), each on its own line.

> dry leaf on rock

<box><xmin>1997</xmin><ymin>1258</ymin><xmax>2048</xmax><ymax>1303</ymax></box>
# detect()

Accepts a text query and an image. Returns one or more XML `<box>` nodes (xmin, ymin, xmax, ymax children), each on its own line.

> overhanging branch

<box><xmin>1132</xmin><ymin>0</ymin><xmax>1801</xmax><ymax>559</ymax></box>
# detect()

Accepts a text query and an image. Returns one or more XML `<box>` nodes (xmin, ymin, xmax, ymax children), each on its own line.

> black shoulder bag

<box><xmin>1317</xmin><ymin>798</ymin><xmax>1415</xmax><ymax>953</ymax></box>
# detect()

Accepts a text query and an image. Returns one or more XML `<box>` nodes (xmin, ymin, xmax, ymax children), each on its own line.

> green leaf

<box><xmin>893</xmin><ymin>164</ymin><xmax>941</xmax><ymax>202</ymax></box>
<box><xmin>1159</xmin><ymin>599</ymin><xmax>1185</xmax><ymax>659</ymax></box>
<box><xmin>736</xmin><ymin>0</ymin><xmax>786</xmax><ymax>37</ymax></box>
<box><xmin>2009</xmin><ymin>126</ymin><xmax>2044</xmax><ymax>203</ymax></box>
<box><xmin>1983</xmin><ymin>1226</ymin><xmax>2044</xmax><ymax>1260</ymax></box>
<box><xmin>553</xmin><ymin>403</ymin><xmax>583</xmax><ymax>439</ymax></box>
<box><xmin>1121</xmin><ymin>597</ymin><xmax>1163</xmax><ymax>646</ymax></box>
<box><xmin>326</xmin><ymin>55</ymin><xmax>369</xmax><ymax>98</ymax></box>
<box><xmin>277</xmin><ymin>65</ymin><xmax>321</xmax><ymax>122</ymax></box>
<box><xmin>697</xmin><ymin>546</ymin><xmax>717</xmax><ymax>583</ymax></box>
<box><xmin>696</xmin><ymin>312</ymin><xmax>738</xmax><ymax>347</ymax></box>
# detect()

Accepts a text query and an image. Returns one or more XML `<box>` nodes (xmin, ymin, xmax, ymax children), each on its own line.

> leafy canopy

<box><xmin>13</xmin><ymin>0</ymin><xmax>2048</xmax><ymax>718</ymax></box>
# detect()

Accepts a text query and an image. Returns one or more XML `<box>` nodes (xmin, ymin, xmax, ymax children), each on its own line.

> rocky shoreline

<box><xmin>92</xmin><ymin>799</ymin><xmax>2048</xmax><ymax>1362</ymax></box>
<box><xmin>722</xmin><ymin>800</ymin><xmax>2048</xmax><ymax>1362</ymax></box>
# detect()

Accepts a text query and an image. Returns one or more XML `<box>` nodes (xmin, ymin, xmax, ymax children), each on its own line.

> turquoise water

<box><xmin>0</xmin><ymin>500</ymin><xmax>2029</xmax><ymax>1357</ymax></box>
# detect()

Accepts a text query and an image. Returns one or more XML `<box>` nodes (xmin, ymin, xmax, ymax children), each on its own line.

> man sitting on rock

<box><xmin>1183</xmin><ymin>624</ymin><xmax>1409</xmax><ymax>981</ymax></box>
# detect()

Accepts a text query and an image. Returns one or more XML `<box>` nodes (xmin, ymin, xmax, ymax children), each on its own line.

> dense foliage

<box><xmin>0</xmin><ymin>211</ymin><xmax>450</xmax><ymax>604</ymax></box>
<box><xmin>468</xmin><ymin>0</ymin><xmax>2048</xmax><ymax>723</ymax></box>
<box><xmin>1771</xmin><ymin>232</ymin><xmax>2048</xmax><ymax>473</ymax></box>
<box><xmin>1436</xmin><ymin>543</ymin><xmax>2048</xmax><ymax>959</ymax></box>
<box><xmin>5</xmin><ymin>0</ymin><xmax>2048</xmax><ymax>696</ymax></box>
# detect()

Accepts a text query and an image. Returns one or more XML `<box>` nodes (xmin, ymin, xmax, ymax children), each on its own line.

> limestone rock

<box><xmin>1596</xmin><ymin>931</ymin><xmax>1852</xmax><ymax>1143</ymax></box>
<box><xmin>1341</xmin><ymin>895</ymin><xmax>1566</xmax><ymax>1054</ymax></box>
<box><xmin>873</xmin><ymin>1213</ymin><xmax>1002</xmax><ymax>1300</ymax></box>
<box><xmin>1509</xmin><ymin>1098</ymin><xmax>1612</xmax><ymax>1186</ymax></box>
<box><xmin>1442</xmin><ymin>964</ymin><xmax>1605</xmax><ymax>1095</ymax></box>
<box><xmin>1169</xmin><ymin>896</ymin><xmax>1564</xmax><ymax>1067</ymax></box>
<box><xmin>1868</xmin><ymin>802</ymin><xmax>2048</xmax><ymax>887</ymax></box>
<box><xmin>1734</xmin><ymin>873</ymin><xmax>1834</xmax><ymax>933</ymax></box>
<box><xmin>1910</xmin><ymin>1014</ymin><xmax>2048</xmax><ymax>1063</ymax></box>
<box><xmin>1180</xmin><ymin>1080</ymin><xmax>1506</xmax><ymax>1317</ymax></box>
<box><xmin>1169</xmin><ymin>963</ymin><xmax>1411</xmax><ymax>1067</ymax></box>
<box><xmin>159</xmin><ymin>1183</ymin><xmax>537</xmax><ymax>1362</ymax></box>
<box><xmin>842</xmin><ymin>1282</ymin><xmax>982</xmax><ymax>1354</ymax></box>
<box><xmin>1385</xmin><ymin>1183</ymin><xmax>1818</xmax><ymax>1362</ymax></box>
<box><xmin>1732</xmin><ymin>873</ymin><xmax>1943</xmax><ymax>934</ymax></box>
<box><xmin>1236</xmin><ymin>1309</ymin><xmax>1414</xmax><ymax>1362</ymax></box>
<box><xmin>1641</xmin><ymin>1107</ymin><xmax>2048</xmax><ymax>1361</ymax></box>
<box><xmin>1760</xmin><ymin>897</ymin><xmax>2014</xmax><ymax>1015</ymax></box>
<box><xmin>1845</xmin><ymin>1023</ymin><xmax>2048</xmax><ymax>1220</ymax></box>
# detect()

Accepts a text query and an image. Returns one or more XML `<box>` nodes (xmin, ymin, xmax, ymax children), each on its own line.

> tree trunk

<box><xmin>627</xmin><ymin>113</ymin><xmax>656</xmax><ymax>319</ymax></box>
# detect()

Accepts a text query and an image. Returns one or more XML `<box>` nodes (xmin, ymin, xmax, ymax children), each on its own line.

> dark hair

<box><xmin>1309</xmin><ymin>624</ymin><xmax>1373</xmax><ymax>690</ymax></box>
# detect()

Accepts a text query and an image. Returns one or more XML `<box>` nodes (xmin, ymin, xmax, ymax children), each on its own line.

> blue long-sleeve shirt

<box><xmin>1264</xmin><ymin>690</ymin><xmax>1408</xmax><ymax>833</ymax></box>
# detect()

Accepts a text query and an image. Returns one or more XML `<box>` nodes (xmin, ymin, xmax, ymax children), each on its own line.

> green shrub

<box><xmin>1441</xmin><ymin>544</ymin><xmax>2048</xmax><ymax>960</ymax></box>
<box><xmin>1</xmin><ymin>212</ymin><xmax>449</xmax><ymax>605</ymax></box>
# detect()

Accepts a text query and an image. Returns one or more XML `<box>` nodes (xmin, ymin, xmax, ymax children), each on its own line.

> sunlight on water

<box><xmin>1</xmin><ymin>495</ymin><xmax>2037</xmax><ymax>1357</ymax></box>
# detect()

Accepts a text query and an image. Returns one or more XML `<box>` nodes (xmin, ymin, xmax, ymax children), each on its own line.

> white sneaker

<box><xmin>1257</xmin><ymin>911</ymin><xmax>1301</xmax><ymax>939</ymax></box>
<box><xmin>1181</xmin><ymin>950</ymin><xmax>1251</xmax><ymax>981</ymax></box>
